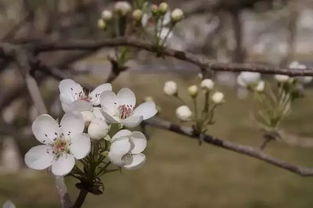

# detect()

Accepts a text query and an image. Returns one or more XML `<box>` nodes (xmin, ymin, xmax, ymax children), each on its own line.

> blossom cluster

<box><xmin>163</xmin><ymin>78</ymin><xmax>224</xmax><ymax>134</ymax></box>
<box><xmin>24</xmin><ymin>79</ymin><xmax>157</xmax><ymax>176</ymax></box>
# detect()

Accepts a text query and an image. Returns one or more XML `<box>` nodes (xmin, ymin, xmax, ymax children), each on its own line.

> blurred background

<box><xmin>1</xmin><ymin>0</ymin><xmax>313</xmax><ymax>207</ymax></box>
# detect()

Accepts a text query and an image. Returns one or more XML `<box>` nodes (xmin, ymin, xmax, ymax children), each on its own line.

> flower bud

<box><xmin>188</xmin><ymin>85</ymin><xmax>198</xmax><ymax>97</ymax></box>
<box><xmin>88</xmin><ymin>118</ymin><xmax>109</xmax><ymax>140</ymax></box>
<box><xmin>144</xmin><ymin>96</ymin><xmax>154</xmax><ymax>102</ymax></box>
<box><xmin>237</xmin><ymin>72</ymin><xmax>261</xmax><ymax>87</ymax></box>
<box><xmin>151</xmin><ymin>4</ymin><xmax>159</xmax><ymax>15</ymax></box>
<box><xmin>97</xmin><ymin>19</ymin><xmax>106</xmax><ymax>30</ymax></box>
<box><xmin>200</xmin><ymin>79</ymin><xmax>214</xmax><ymax>90</ymax></box>
<box><xmin>255</xmin><ymin>80</ymin><xmax>265</xmax><ymax>92</ymax></box>
<box><xmin>114</xmin><ymin>1</ymin><xmax>132</xmax><ymax>16</ymax></box>
<box><xmin>212</xmin><ymin>91</ymin><xmax>224</xmax><ymax>104</ymax></box>
<box><xmin>132</xmin><ymin>9</ymin><xmax>143</xmax><ymax>21</ymax></box>
<box><xmin>163</xmin><ymin>81</ymin><xmax>177</xmax><ymax>96</ymax></box>
<box><xmin>274</xmin><ymin>74</ymin><xmax>290</xmax><ymax>83</ymax></box>
<box><xmin>176</xmin><ymin>105</ymin><xmax>192</xmax><ymax>121</ymax></box>
<box><xmin>171</xmin><ymin>9</ymin><xmax>184</xmax><ymax>22</ymax></box>
<box><xmin>81</xmin><ymin>111</ymin><xmax>96</xmax><ymax>124</ymax></box>
<box><xmin>297</xmin><ymin>76</ymin><xmax>313</xmax><ymax>84</ymax></box>
<box><xmin>159</xmin><ymin>2</ymin><xmax>169</xmax><ymax>14</ymax></box>
<box><xmin>101</xmin><ymin>10</ymin><xmax>113</xmax><ymax>21</ymax></box>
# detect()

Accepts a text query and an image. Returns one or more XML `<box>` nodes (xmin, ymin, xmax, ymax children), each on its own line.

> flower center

<box><xmin>52</xmin><ymin>138</ymin><xmax>70</xmax><ymax>155</ymax></box>
<box><xmin>119</xmin><ymin>104</ymin><xmax>133</xmax><ymax>119</ymax></box>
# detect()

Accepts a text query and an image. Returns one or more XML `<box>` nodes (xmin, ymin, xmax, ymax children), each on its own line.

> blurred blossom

<box><xmin>201</xmin><ymin>79</ymin><xmax>214</xmax><ymax>90</ymax></box>
<box><xmin>176</xmin><ymin>105</ymin><xmax>192</xmax><ymax>121</ymax></box>
<box><xmin>2</xmin><ymin>200</ymin><xmax>16</xmax><ymax>208</ymax></box>
<box><xmin>212</xmin><ymin>92</ymin><xmax>224</xmax><ymax>104</ymax></box>
<box><xmin>274</xmin><ymin>74</ymin><xmax>291</xmax><ymax>83</ymax></box>
<box><xmin>163</xmin><ymin>81</ymin><xmax>177</xmax><ymax>96</ymax></box>
<box><xmin>237</xmin><ymin>72</ymin><xmax>261</xmax><ymax>87</ymax></box>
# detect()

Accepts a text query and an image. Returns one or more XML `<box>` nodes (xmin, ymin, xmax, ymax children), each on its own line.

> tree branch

<box><xmin>33</xmin><ymin>37</ymin><xmax>313</xmax><ymax>76</ymax></box>
<box><xmin>144</xmin><ymin>118</ymin><xmax>313</xmax><ymax>177</ymax></box>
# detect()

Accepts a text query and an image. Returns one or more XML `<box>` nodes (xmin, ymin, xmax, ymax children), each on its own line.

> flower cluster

<box><xmin>25</xmin><ymin>79</ymin><xmax>157</xmax><ymax>180</ymax></box>
<box><xmin>163</xmin><ymin>78</ymin><xmax>224</xmax><ymax>134</ymax></box>
<box><xmin>97</xmin><ymin>1</ymin><xmax>184</xmax><ymax>47</ymax></box>
<box><xmin>236</xmin><ymin>61</ymin><xmax>312</xmax><ymax>134</ymax></box>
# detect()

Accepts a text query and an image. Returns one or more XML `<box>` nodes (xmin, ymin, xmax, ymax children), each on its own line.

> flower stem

<box><xmin>73</xmin><ymin>189</ymin><xmax>88</xmax><ymax>208</ymax></box>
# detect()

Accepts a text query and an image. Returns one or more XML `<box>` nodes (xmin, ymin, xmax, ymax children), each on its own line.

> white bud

<box><xmin>114</xmin><ymin>1</ymin><xmax>132</xmax><ymax>16</ymax></box>
<box><xmin>97</xmin><ymin>19</ymin><xmax>106</xmax><ymax>29</ymax></box>
<box><xmin>144</xmin><ymin>96</ymin><xmax>154</xmax><ymax>102</ymax></box>
<box><xmin>88</xmin><ymin>118</ymin><xmax>109</xmax><ymax>140</ymax></box>
<box><xmin>188</xmin><ymin>85</ymin><xmax>198</xmax><ymax>97</ymax></box>
<box><xmin>297</xmin><ymin>76</ymin><xmax>313</xmax><ymax>84</ymax></box>
<box><xmin>159</xmin><ymin>2</ymin><xmax>169</xmax><ymax>14</ymax></box>
<box><xmin>176</xmin><ymin>105</ymin><xmax>192</xmax><ymax>121</ymax></box>
<box><xmin>132</xmin><ymin>9</ymin><xmax>143</xmax><ymax>21</ymax></box>
<box><xmin>200</xmin><ymin>79</ymin><xmax>214</xmax><ymax>90</ymax></box>
<box><xmin>171</xmin><ymin>8</ymin><xmax>184</xmax><ymax>22</ymax></box>
<box><xmin>163</xmin><ymin>81</ymin><xmax>177</xmax><ymax>96</ymax></box>
<box><xmin>101</xmin><ymin>10</ymin><xmax>113</xmax><ymax>21</ymax></box>
<box><xmin>81</xmin><ymin>111</ymin><xmax>96</xmax><ymax>124</ymax></box>
<box><xmin>289</xmin><ymin>61</ymin><xmax>306</xmax><ymax>69</ymax></box>
<box><xmin>255</xmin><ymin>80</ymin><xmax>265</xmax><ymax>92</ymax></box>
<box><xmin>212</xmin><ymin>91</ymin><xmax>224</xmax><ymax>104</ymax></box>
<box><xmin>274</xmin><ymin>74</ymin><xmax>290</xmax><ymax>83</ymax></box>
<box><xmin>237</xmin><ymin>72</ymin><xmax>261</xmax><ymax>87</ymax></box>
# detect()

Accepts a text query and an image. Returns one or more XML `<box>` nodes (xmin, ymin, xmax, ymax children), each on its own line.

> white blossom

<box><xmin>200</xmin><ymin>79</ymin><xmax>214</xmax><ymax>90</ymax></box>
<box><xmin>188</xmin><ymin>85</ymin><xmax>198</xmax><ymax>97</ymax></box>
<box><xmin>101</xmin><ymin>10</ymin><xmax>113</xmax><ymax>21</ymax></box>
<box><xmin>100</xmin><ymin>88</ymin><xmax>157</xmax><ymax>128</ymax></box>
<box><xmin>163</xmin><ymin>81</ymin><xmax>177</xmax><ymax>96</ymax></box>
<box><xmin>176</xmin><ymin>105</ymin><xmax>192</xmax><ymax>121</ymax></box>
<box><xmin>171</xmin><ymin>8</ymin><xmax>184</xmax><ymax>22</ymax></box>
<box><xmin>108</xmin><ymin>130</ymin><xmax>147</xmax><ymax>170</ymax></box>
<box><xmin>255</xmin><ymin>80</ymin><xmax>265</xmax><ymax>92</ymax></box>
<box><xmin>59</xmin><ymin>79</ymin><xmax>112</xmax><ymax>112</ymax></box>
<box><xmin>274</xmin><ymin>74</ymin><xmax>291</xmax><ymax>83</ymax></box>
<box><xmin>24</xmin><ymin>113</ymin><xmax>90</xmax><ymax>176</ymax></box>
<box><xmin>237</xmin><ymin>72</ymin><xmax>261</xmax><ymax>87</ymax></box>
<box><xmin>114</xmin><ymin>1</ymin><xmax>132</xmax><ymax>16</ymax></box>
<box><xmin>88</xmin><ymin>118</ymin><xmax>109</xmax><ymax>140</ymax></box>
<box><xmin>289</xmin><ymin>61</ymin><xmax>312</xmax><ymax>84</ymax></box>
<box><xmin>212</xmin><ymin>91</ymin><xmax>224</xmax><ymax>104</ymax></box>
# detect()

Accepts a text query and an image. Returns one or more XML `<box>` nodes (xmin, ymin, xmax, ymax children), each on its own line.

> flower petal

<box><xmin>60</xmin><ymin>112</ymin><xmax>85</xmax><ymax>136</ymax></box>
<box><xmin>59</xmin><ymin>79</ymin><xmax>84</xmax><ymax>104</ymax></box>
<box><xmin>132</xmin><ymin>101</ymin><xmax>157</xmax><ymax>120</ymax></box>
<box><xmin>100</xmin><ymin>91</ymin><xmax>119</xmax><ymax>115</ymax></box>
<box><xmin>51</xmin><ymin>154</ymin><xmax>75</xmax><ymax>176</ymax></box>
<box><xmin>93</xmin><ymin>107</ymin><xmax>105</xmax><ymax>120</ymax></box>
<box><xmin>123</xmin><ymin>153</ymin><xmax>146</xmax><ymax>170</ymax></box>
<box><xmin>69</xmin><ymin>133</ymin><xmax>91</xmax><ymax>159</ymax></box>
<box><xmin>24</xmin><ymin>145</ymin><xmax>54</xmax><ymax>170</ymax></box>
<box><xmin>117</xmin><ymin>88</ymin><xmax>136</xmax><ymax>107</ymax></box>
<box><xmin>89</xmin><ymin>83</ymin><xmax>112</xmax><ymax>105</ymax></box>
<box><xmin>112</xmin><ymin>129</ymin><xmax>132</xmax><ymax>140</ymax></box>
<box><xmin>108</xmin><ymin>137</ymin><xmax>131</xmax><ymax>166</ymax></box>
<box><xmin>69</xmin><ymin>100</ymin><xmax>93</xmax><ymax>112</ymax></box>
<box><xmin>129</xmin><ymin>131</ymin><xmax>147</xmax><ymax>154</ymax></box>
<box><xmin>122</xmin><ymin>115</ymin><xmax>143</xmax><ymax>128</ymax></box>
<box><xmin>32</xmin><ymin>114</ymin><xmax>61</xmax><ymax>144</ymax></box>
<box><xmin>102</xmin><ymin>110</ymin><xmax>120</xmax><ymax>123</ymax></box>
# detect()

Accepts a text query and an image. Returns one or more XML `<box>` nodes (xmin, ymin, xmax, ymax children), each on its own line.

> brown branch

<box><xmin>32</xmin><ymin>37</ymin><xmax>313</xmax><ymax>76</ymax></box>
<box><xmin>144</xmin><ymin>118</ymin><xmax>313</xmax><ymax>177</ymax></box>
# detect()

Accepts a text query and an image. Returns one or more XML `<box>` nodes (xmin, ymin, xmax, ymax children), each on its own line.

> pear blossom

<box><xmin>101</xmin><ymin>10</ymin><xmax>113</xmax><ymax>21</ymax></box>
<box><xmin>24</xmin><ymin>113</ymin><xmax>91</xmax><ymax>176</ymax></box>
<box><xmin>108</xmin><ymin>130</ymin><xmax>147</xmax><ymax>170</ymax></box>
<box><xmin>237</xmin><ymin>72</ymin><xmax>261</xmax><ymax>87</ymax></box>
<box><xmin>132</xmin><ymin>9</ymin><xmax>143</xmax><ymax>21</ymax></box>
<box><xmin>176</xmin><ymin>105</ymin><xmax>192</xmax><ymax>121</ymax></box>
<box><xmin>289</xmin><ymin>61</ymin><xmax>312</xmax><ymax>84</ymax></box>
<box><xmin>114</xmin><ymin>1</ymin><xmax>132</xmax><ymax>16</ymax></box>
<box><xmin>188</xmin><ymin>85</ymin><xmax>198</xmax><ymax>97</ymax></box>
<box><xmin>255</xmin><ymin>80</ymin><xmax>265</xmax><ymax>92</ymax></box>
<box><xmin>171</xmin><ymin>8</ymin><xmax>184</xmax><ymax>22</ymax></box>
<box><xmin>163</xmin><ymin>81</ymin><xmax>177</xmax><ymax>96</ymax></box>
<box><xmin>59</xmin><ymin>79</ymin><xmax>112</xmax><ymax>112</ymax></box>
<box><xmin>212</xmin><ymin>91</ymin><xmax>224</xmax><ymax>104</ymax></box>
<box><xmin>201</xmin><ymin>79</ymin><xmax>214</xmax><ymax>90</ymax></box>
<box><xmin>88</xmin><ymin>118</ymin><xmax>110</xmax><ymax>140</ymax></box>
<box><xmin>100</xmin><ymin>88</ymin><xmax>157</xmax><ymax>128</ymax></box>
<box><xmin>274</xmin><ymin>74</ymin><xmax>291</xmax><ymax>83</ymax></box>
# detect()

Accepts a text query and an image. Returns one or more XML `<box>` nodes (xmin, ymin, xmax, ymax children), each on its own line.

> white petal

<box><xmin>24</xmin><ymin>145</ymin><xmax>54</xmax><ymax>170</ymax></box>
<box><xmin>123</xmin><ymin>153</ymin><xmax>146</xmax><ymax>170</ymax></box>
<box><xmin>69</xmin><ymin>100</ymin><xmax>93</xmax><ymax>112</ymax></box>
<box><xmin>122</xmin><ymin>115</ymin><xmax>143</xmax><ymax>128</ymax></box>
<box><xmin>69</xmin><ymin>133</ymin><xmax>91</xmax><ymax>159</ymax></box>
<box><xmin>112</xmin><ymin>129</ymin><xmax>132</xmax><ymax>140</ymax></box>
<box><xmin>108</xmin><ymin>137</ymin><xmax>131</xmax><ymax>166</ymax></box>
<box><xmin>117</xmin><ymin>88</ymin><xmax>136</xmax><ymax>107</ymax></box>
<box><xmin>132</xmin><ymin>101</ymin><xmax>157</xmax><ymax>120</ymax></box>
<box><xmin>102</xmin><ymin>111</ymin><xmax>120</xmax><ymax>123</ymax></box>
<box><xmin>60</xmin><ymin>112</ymin><xmax>85</xmax><ymax>136</ymax></box>
<box><xmin>129</xmin><ymin>131</ymin><xmax>147</xmax><ymax>154</ymax></box>
<box><xmin>32</xmin><ymin>114</ymin><xmax>61</xmax><ymax>144</ymax></box>
<box><xmin>89</xmin><ymin>83</ymin><xmax>112</xmax><ymax>105</ymax></box>
<box><xmin>59</xmin><ymin>79</ymin><xmax>84</xmax><ymax>103</ymax></box>
<box><xmin>51</xmin><ymin>154</ymin><xmax>75</xmax><ymax>176</ymax></box>
<box><xmin>100</xmin><ymin>91</ymin><xmax>119</xmax><ymax>115</ymax></box>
